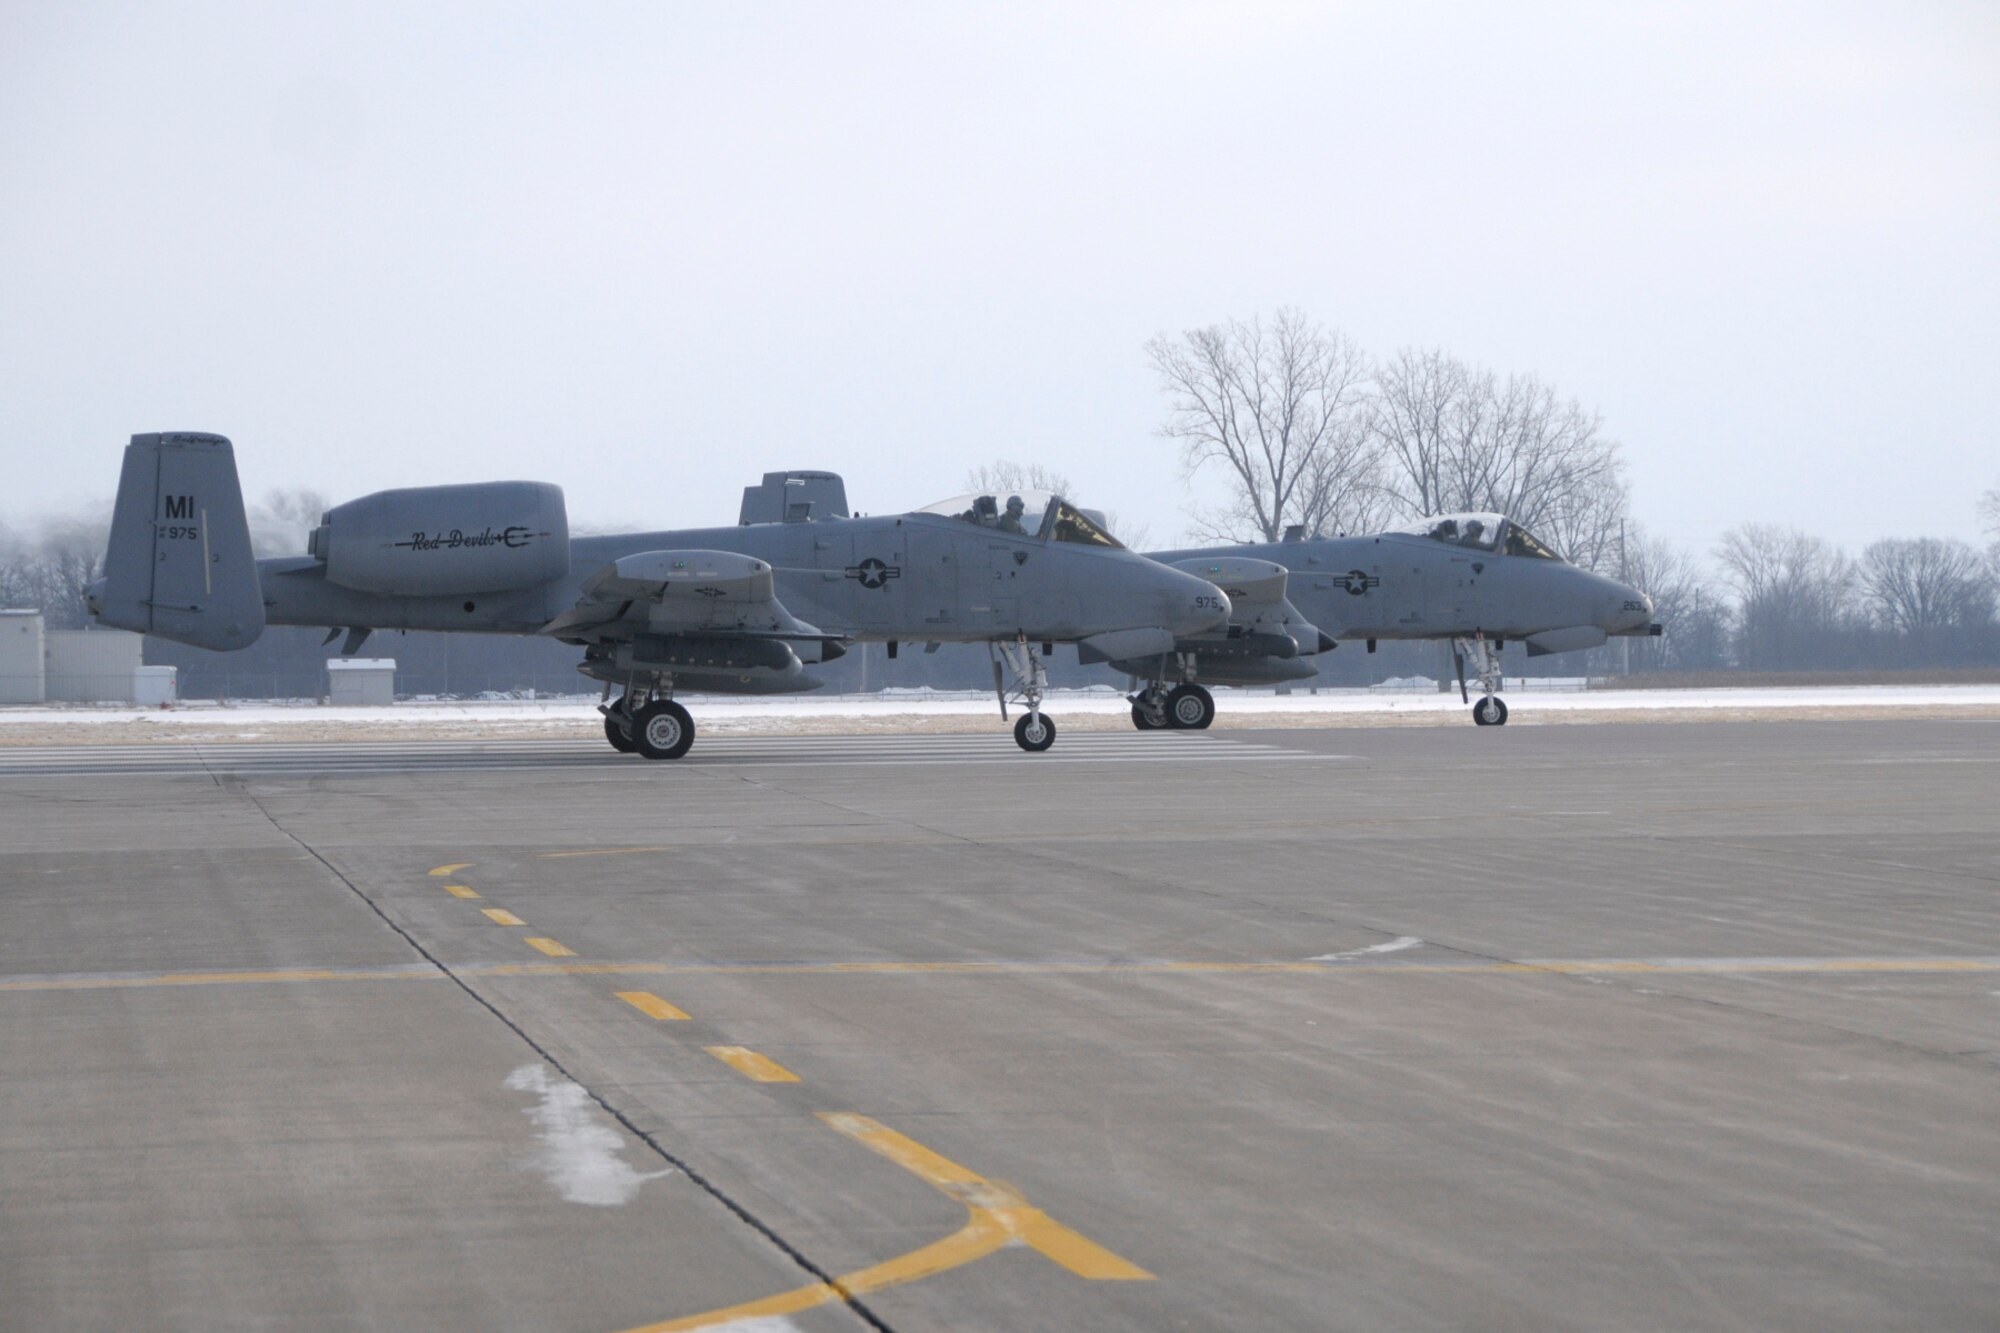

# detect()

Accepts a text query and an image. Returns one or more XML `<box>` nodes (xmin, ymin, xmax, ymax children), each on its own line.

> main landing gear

<box><xmin>1453</xmin><ymin>633</ymin><xmax>1509</xmax><ymax>727</ymax></box>
<box><xmin>600</xmin><ymin>683</ymin><xmax>696</xmax><ymax>759</ymax></box>
<box><xmin>994</xmin><ymin>635</ymin><xmax>1058</xmax><ymax>752</ymax></box>
<box><xmin>1129</xmin><ymin>681</ymin><xmax>1214</xmax><ymax>731</ymax></box>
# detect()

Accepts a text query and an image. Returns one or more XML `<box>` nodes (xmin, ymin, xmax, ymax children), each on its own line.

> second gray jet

<box><xmin>1102</xmin><ymin>514</ymin><xmax>1658</xmax><ymax>727</ymax></box>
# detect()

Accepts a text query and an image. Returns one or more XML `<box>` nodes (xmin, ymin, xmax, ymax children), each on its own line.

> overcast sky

<box><xmin>3</xmin><ymin>2</ymin><xmax>1995</xmax><ymax>557</ymax></box>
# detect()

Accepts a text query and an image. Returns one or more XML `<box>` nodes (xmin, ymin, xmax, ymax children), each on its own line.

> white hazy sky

<box><xmin>3</xmin><ymin>2</ymin><xmax>1995</xmax><ymax>557</ymax></box>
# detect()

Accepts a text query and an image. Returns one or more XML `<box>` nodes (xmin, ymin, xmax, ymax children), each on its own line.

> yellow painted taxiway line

<box><xmin>8</xmin><ymin>956</ymin><xmax>1999</xmax><ymax>995</ymax></box>
<box><xmin>703</xmin><ymin>1046</ymin><xmax>801</xmax><ymax>1083</ymax></box>
<box><xmin>617</xmin><ymin>991</ymin><xmax>691</xmax><ymax>1021</ymax></box>
<box><xmin>523</xmin><ymin>937</ymin><xmax>576</xmax><ymax>958</ymax></box>
<box><xmin>427</xmin><ymin>862</ymin><xmax>474</xmax><ymax>877</ymax></box>
<box><xmin>443</xmin><ymin>884</ymin><xmax>481</xmax><ymax>900</ymax></box>
<box><xmin>0</xmin><ymin>966</ymin><xmax>444</xmax><ymax>992</ymax></box>
<box><xmin>617</xmin><ymin>1112</ymin><xmax>1149</xmax><ymax>1333</ymax></box>
<box><xmin>481</xmin><ymin>908</ymin><xmax>526</xmax><ymax>927</ymax></box>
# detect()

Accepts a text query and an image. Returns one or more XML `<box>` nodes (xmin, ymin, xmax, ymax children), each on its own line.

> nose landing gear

<box><xmin>995</xmin><ymin>635</ymin><xmax>1059</xmax><ymax>752</ymax></box>
<box><xmin>1453</xmin><ymin>633</ymin><xmax>1509</xmax><ymax>727</ymax></box>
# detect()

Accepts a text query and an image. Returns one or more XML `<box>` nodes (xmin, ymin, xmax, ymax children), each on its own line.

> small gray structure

<box><xmin>44</xmin><ymin>629</ymin><xmax>144</xmax><ymax>703</ymax></box>
<box><xmin>327</xmin><ymin>658</ymin><xmax>397</xmax><ymax>706</ymax></box>
<box><xmin>0</xmin><ymin>610</ymin><xmax>45</xmax><ymax>704</ymax></box>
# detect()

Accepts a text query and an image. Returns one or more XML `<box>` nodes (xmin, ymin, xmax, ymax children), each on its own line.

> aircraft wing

<box><xmin>541</xmin><ymin>549</ymin><xmax>829</xmax><ymax>642</ymax></box>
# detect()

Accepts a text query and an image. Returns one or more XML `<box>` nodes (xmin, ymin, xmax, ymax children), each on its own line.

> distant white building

<box><xmin>328</xmin><ymin>658</ymin><xmax>397</xmax><ymax>706</ymax></box>
<box><xmin>0</xmin><ymin>610</ymin><xmax>44</xmax><ymax>704</ymax></box>
<box><xmin>45</xmin><ymin>628</ymin><xmax>144</xmax><ymax>703</ymax></box>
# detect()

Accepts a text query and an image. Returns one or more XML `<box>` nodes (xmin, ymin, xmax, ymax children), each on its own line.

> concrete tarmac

<box><xmin>2</xmin><ymin>718</ymin><xmax>1996</xmax><ymax>1331</ymax></box>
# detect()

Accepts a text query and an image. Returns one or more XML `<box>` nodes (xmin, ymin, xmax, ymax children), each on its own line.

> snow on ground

<box><xmin>1</xmin><ymin>683</ymin><xmax>1997</xmax><ymax>744</ymax></box>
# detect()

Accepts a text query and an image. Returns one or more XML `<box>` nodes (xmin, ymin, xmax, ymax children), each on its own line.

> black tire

<box><xmin>603</xmin><ymin>711</ymin><xmax>637</xmax><ymax>753</ymax></box>
<box><xmin>1165</xmin><ymin>683</ymin><xmax>1216</xmax><ymax>730</ymax></box>
<box><xmin>633</xmin><ymin>700</ymin><xmax>696</xmax><ymax>759</ymax></box>
<box><xmin>1014</xmin><ymin>712</ymin><xmax>1057</xmax><ymax>752</ymax></box>
<box><xmin>1131</xmin><ymin>701</ymin><xmax>1165</xmax><ymax>731</ymax></box>
<box><xmin>1473</xmin><ymin>696</ymin><xmax>1508</xmax><ymax>727</ymax></box>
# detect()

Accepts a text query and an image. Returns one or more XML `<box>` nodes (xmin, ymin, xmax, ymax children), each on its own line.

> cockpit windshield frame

<box><xmin>1394</xmin><ymin>512</ymin><xmax>1566</xmax><ymax>562</ymax></box>
<box><xmin>914</xmin><ymin>490</ymin><xmax>1125</xmax><ymax>549</ymax></box>
<box><xmin>1038</xmin><ymin>499</ymin><xmax>1123</xmax><ymax>549</ymax></box>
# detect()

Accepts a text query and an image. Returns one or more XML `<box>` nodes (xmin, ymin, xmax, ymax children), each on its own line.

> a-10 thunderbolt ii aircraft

<box><xmin>1098</xmin><ymin>513</ymin><xmax>1659</xmax><ymax>728</ymax></box>
<box><xmin>84</xmin><ymin>432</ymin><xmax>1229</xmax><ymax>758</ymax></box>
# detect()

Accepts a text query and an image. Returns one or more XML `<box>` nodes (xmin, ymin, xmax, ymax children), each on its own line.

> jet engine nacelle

<box><xmin>309</xmin><ymin>481</ymin><xmax>570</xmax><ymax>596</ymax></box>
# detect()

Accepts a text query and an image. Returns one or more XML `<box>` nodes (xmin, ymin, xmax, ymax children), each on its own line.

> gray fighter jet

<box><xmin>1099</xmin><ymin>514</ymin><xmax>1658</xmax><ymax>727</ymax></box>
<box><xmin>84</xmin><ymin>433</ymin><xmax>1228</xmax><ymax>757</ymax></box>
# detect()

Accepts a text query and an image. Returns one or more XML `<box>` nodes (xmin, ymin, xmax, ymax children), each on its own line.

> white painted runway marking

<box><xmin>503</xmin><ymin>1064</ymin><xmax>670</xmax><ymax>1206</ymax></box>
<box><xmin>0</xmin><ymin>732</ymin><xmax>1346</xmax><ymax>777</ymax></box>
<box><xmin>1311</xmin><ymin>936</ymin><xmax>1424</xmax><ymax>961</ymax></box>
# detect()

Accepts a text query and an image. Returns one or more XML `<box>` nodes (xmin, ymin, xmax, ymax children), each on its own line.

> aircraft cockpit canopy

<box><xmin>1397</xmin><ymin>513</ymin><xmax>1564</xmax><ymax>561</ymax></box>
<box><xmin>916</xmin><ymin>490</ymin><xmax>1125</xmax><ymax>549</ymax></box>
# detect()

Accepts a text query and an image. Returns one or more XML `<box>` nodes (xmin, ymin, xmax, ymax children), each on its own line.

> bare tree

<box><xmin>1370</xmin><ymin>347</ymin><xmax>1627</xmax><ymax>565</ymax></box>
<box><xmin>1618</xmin><ymin>526</ymin><xmax>1719</xmax><ymax>670</ymax></box>
<box><xmin>1979</xmin><ymin>480</ymin><xmax>2000</xmax><ymax>540</ymax></box>
<box><xmin>248</xmin><ymin>486</ymin><xmax>330</xmax><ymax>558</ymax></box>
<box><xmin>1715</xmin><ymin>525</ymin><xmax>1856</xmax><ymax>670</ymax></box>
<box><xmin>0</xmin><ymin>521</ymin><xmax>31</xmax><ymax>610</ymax></box>
<box><xmin>964</xmin><ymin>460</ymin><xmax>1074</xmax><ymax>498</ymax></box>
<box><xmin>1148</xmin><ymin>308</ymin><xmax>1378</xmax><ymax>543</ymax></box>
<box><xmin>0</xmin><ymin>514</ymin><xmax>109</xmax><ymax>629</ymax></box>
<box><xmin>1860</xmin><ymin>537</ymin><xmax>1994</xmax><ymax>660</ymax></box>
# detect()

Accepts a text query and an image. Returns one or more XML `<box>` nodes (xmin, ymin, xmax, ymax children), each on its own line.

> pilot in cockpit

<box><xmin>1461</xmin><ymin>518</ymin><xmax>1486</xmax><ymax>547</ymax></box>
<box><xmin>997</xmin><ymin>495</ymin><xmax>1028</xmax><ymax>534</ymax></box>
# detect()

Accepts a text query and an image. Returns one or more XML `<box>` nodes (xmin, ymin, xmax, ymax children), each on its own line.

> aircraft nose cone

<box><xmin>1601</xmin><ymin>579</ymin><xmax>1652</xmax><ymax>630</ymax></box>
<box><xmin>1165</xmin><ymin>568</ymin><xmax>1230</xmax><ymax>635</ymax></box>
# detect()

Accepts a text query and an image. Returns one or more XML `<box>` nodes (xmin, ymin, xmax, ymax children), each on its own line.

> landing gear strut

<box><xmin>994</xmin><ymin>635</ymin><xmax>1058</xmax><ymax>753</ymax></box>
<box><xmin>1454</xmin><ymin>633</ymin><xmax>1508</xmax><ymax>727</ymax></box>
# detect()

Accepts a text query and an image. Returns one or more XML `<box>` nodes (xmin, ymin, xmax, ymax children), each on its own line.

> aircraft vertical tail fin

<box><xmin>90</xmin><ymin>432</ymin><xmax>265</xmax><ymax>650</ymax></box>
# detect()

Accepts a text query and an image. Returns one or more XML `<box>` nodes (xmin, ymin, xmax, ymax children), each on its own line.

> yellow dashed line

<box><xmin>704</xmin><ymin>1046</ymin><xmax>800</xmax><ymax>1083</ymax></box>
<box><xmin>481</xmin><ymin>908</ymin><xmax>525</xmax><ymax>927</ymax></box>
<box><xmin>444</xmin><ymin>884</ymin><xmax>480</xmax><ymax>900</ymax></box>
<box><xmin>524</xmin><ymin>937</ymin><xmax>576</xmax><ymax>957</ymax></box>
<box><xmin>618</xmin><ymin>991</ymin><xmax>691</xmax><ymax>1021</ymax></box>
<box><xmin>427</xmin><ymin>862</ymin><xmax>474</xmax><ymax>877</ymax></box>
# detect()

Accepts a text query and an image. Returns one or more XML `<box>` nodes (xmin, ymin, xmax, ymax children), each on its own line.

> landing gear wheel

<box><xmin>633</xmin><ymin>700</ymin><xmax>695</xmax><ymax>759</ymax></box>
<box><xmin>1165</xmin><ymin>683</ymin><xmax>1216</xmax><ymax>730</ymax></box>
<box><xmin>1014</xmin><ymin>713</ymin><xmax>1057</xmax><ymax>752</ymax></box>
<box><xmin>603</xmin><ymin>711</ymin><xmax>637</xmax><ymax>753</ymax></box>
<box><xmin>1131</xmin><ymin>701</ymin><xmax>1166</xmax><ymax>730</ymax></box>
<box><xmin>1472</xmin><ymin>697</ymin><xmax>1508</xmax><ymax>727</ymax></box>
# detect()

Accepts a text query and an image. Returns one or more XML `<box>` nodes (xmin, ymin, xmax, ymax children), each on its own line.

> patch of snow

<box><xmin>504</xmin><ymin>1064</ymin><xmax>670</xmax><ymax>1206</ymax></box>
